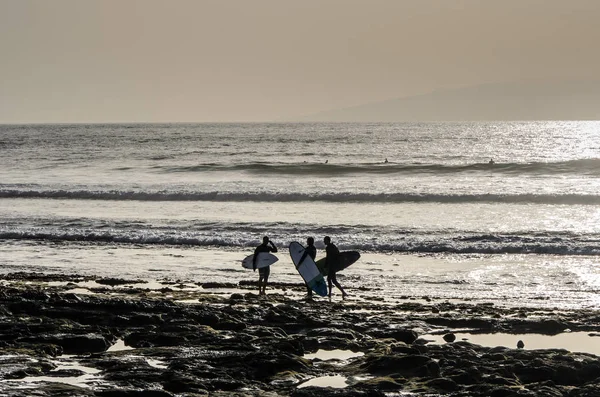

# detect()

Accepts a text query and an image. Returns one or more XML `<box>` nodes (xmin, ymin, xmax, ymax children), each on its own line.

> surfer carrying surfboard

<box><xmin>323</xmin><ymin>236</ymin><xmax>348</xmax><ymax>300</ymax></box>
<box><xmin>253</xmin><ymin>236</ymin><xmax>278</xmax><ymax>295</ymax></box>
<box><xmin>298</xmin><ymin>237</ymin><xmax>317</xmax><ymax>298</ymax></box>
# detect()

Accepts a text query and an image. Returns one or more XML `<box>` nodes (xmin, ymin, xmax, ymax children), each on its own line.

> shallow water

<box><xmin>304</xmin><ymin>349</ymin><xmax>365</xmax><ymax>361</ymax></box>
<box><xmin>3</xmin><ymin>122</ymin><xmax>600</xmax><ymax>312</ymax></box>
<box><xmin>0</xmin><ymin>356</ymin><xmax>103</xmax><ymax>389</ymax></box>
<box><xmin>297</xmin><ymin>374</ymin><xmax>348</xmax><ymax>389</ymax></box>
<box><xmin>424</xmin><ymin>331</ymin><xmax>600</xmax><ymax>356</ymax></box>
<box><xmin>3</xmin><ymin>241</ymin><xmax>600</xmax><ymax>310</ymax></box>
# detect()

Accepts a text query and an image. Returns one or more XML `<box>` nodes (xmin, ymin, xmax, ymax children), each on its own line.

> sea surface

<box><xmin>2</xmin><ymin>121</ymin><xmax>600</xmax><ymax>309</ymax></box>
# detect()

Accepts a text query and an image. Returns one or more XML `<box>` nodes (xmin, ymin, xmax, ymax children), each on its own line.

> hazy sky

<box><xmin>1</xmin><ymin>0</ymin><xmax>599</xmax><ymax>123</ymax></box>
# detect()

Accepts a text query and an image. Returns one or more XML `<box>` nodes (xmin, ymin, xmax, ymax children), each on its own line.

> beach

<box><xmin>1</xmin><ymin>269</ymin><xmax>600</xmax><ymax>396</ymax></box>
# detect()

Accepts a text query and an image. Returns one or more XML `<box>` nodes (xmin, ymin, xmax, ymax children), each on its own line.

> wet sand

<box><xmin>1</xmin><ymin>271</ymin><xmax>600</xmax><ymax>396</ymax></box>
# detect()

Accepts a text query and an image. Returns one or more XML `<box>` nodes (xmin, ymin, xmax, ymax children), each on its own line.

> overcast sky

<box><xmin>1</xmin><ymin>0</ymin><xmax>599</xmax><ymax>123</ymax></box>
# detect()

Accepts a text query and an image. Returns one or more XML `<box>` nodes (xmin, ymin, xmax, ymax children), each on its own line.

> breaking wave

<box><xmin>3</xmin><ymin>189</ymin><xmax>600</xmax><ymax>205</ymax></box>
<box><xmin>3</xmin><ymin>229</ymin><xmax>600</xmax><ymax>256</ymax></box>
<box><xmin>158</xmin><ymin>158</ymin><xmax>600</xmax><ymax>176</ymax></box>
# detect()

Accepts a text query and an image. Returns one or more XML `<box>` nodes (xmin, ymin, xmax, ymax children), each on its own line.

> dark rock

<box><xmin>213</xmin><ymin>320</ymin><xmax>246</xmax><ymax>331</ymax></box>
<box><xmin>354</xmin><ymin>376</ymin><xmax>404</xmax><ymax>390</ymax></box>
<box><xmin>443</xmin><ymin>333</ymin><xmax>456</xmax><ymax>342</ymax></box>
<box><xmin>8</xmin><ymin>300</ymin><xmax>44</xmax><ymax>315</ymax></box>
<box><xmin>200</xmin><ymin>282</ymin><xmax>237</xmax><ymax>289</ymax></box>
<box><xmin>306</xmin><ymin>328</ymin><xmax>358</xmax><ymax>340</ymax></box>
<box><xmin>389</xmin><ymin>342</ymin><xmax>421</xmax><ymax>355</ymax></box>
<box><xmin>162</xmin><ymin>373</ymin><xmax>207</xmax><ymax>394</ymax></box>
<box><xmin>368</xmin><ymin>328</ymin><xmax>418</xmax><ymax>344</ymax></box>
<box><xmin>292</xmin><ymin>388</ymin><xmax>385</xmax><ymax>396</ymax></box>
<box><xmin>129</xmin><ymin>313</ymin><xmax>164</xmax><ymax>326</ymax></box>
<box><xmin>18</xmin><ymin>333</ymin><xmax>110</xmax><ymax>354</ymax></box>
<box><xmin>513</xmin><ymin>363</ymin><xmax>556</xmax><ymax>384</ymax></box>
<box><xmin>243</xmin><ymin>352</ymin><xmax>311</xmax><ymax>380</ymax></box>
<box><xmin>191</xmin><ymin>311</ymin><xmax>220</xmax><ymax>326</ymax></box>
<box><xmin>198</xmin><ymin>378</ymin><xmax>245</xmax><ymax>391</ymax></box>
<box><xmin>530</xmin><ymin>385</ymin><xmax>564</xmax><ymax>397</ymax></box>
<box><xmin>48</xmin><ymin>368</ymin><xmax>86</xmax><ymax>377</ymax></box>
<box><xmin>488</xmin><ymin>387</ymin><xmax>523</xmax><ymax>397</ymax></box>
<box><xmin>360</xmin><ymin>354</ymin><xmax>440</xmax><ymax>377</ymax></box>
<box><xmin>229</xmin><ymin>293</ymin><xmax>244</xmax><ymax>301</ymax></box>
<box><xmin>485</xmin><ymin>376</ymin><xmax>520</xmax><ymax>386</ymax></box>
<box><xmin>96</xmin><ymin>390</ymin><xmax>175</xmax><ymax>397</ymax></box>
<box><xmin>96</xmin><ymin>278</ymin><xmax>146</xmax><ymax>286</ymax></box>
<box><xmin>125</xmin><ymin>331</ymin><xmax>188</xmax><ymax>347</ymax></box>
<box><xmin>449</xmin><ymin>366</ymin><xmax>482</xmax><ymax>385</ymax></box>
<box><xmin>424</xmin><ymin>317</ymin><xmax>496</xmax><ymax>330</ymax></box>
<box><xmin>580</xmin><ymin>362</ymin><xmax>600</xmax><ymax>382</ymax></box>
<box><xmin>424</xmin><ymin>377</ymin><xmax>459</xmax><ymax>392</ymax></box>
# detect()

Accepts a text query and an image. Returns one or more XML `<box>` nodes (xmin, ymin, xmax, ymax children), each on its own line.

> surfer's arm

<box><xmin>252</xmin><ymin>248</ymin><xmax>259</xmax><ymax>270</ymax></box>
<box><xmin>297</xmin><ymin>251</ymin><xmax>308</xmax><ymax>268</ymax></box>
<box><xmin>269</xmin><ymin>241</ymin><xmax>278</xmax><ymax>253</ymax></box>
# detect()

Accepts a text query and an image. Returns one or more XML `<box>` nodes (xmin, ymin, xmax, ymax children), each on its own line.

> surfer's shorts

<box><xmin>259</xmin><ymin>266</ymin><xmax>270</xmax><ymax>277</ymax></box>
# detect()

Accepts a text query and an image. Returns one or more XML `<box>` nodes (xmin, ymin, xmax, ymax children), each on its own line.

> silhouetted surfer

<box><xmin>488</xmin><ymin>158</ymin><xmax>495</xmax><ymax>165</ymax></box>
<box><xmin>298</xmin><ymin>237</ymin><xmax>317</xmax><ymax>299</ymax></box>
<box><xmin>324</xmin><ymin>236</ymin><xmax>348</xmax><ymax>300</ymax></box>
<box><xmin>253</xmin><ymin>236</ymin><xmax>278</xmax><ymax>296</ymax></box>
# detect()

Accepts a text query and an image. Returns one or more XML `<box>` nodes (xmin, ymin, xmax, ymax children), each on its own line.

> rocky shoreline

<box><xmin>1</xmin><ymin>272</ymin><xmax>600</xmax><ymax>396</ymax></box>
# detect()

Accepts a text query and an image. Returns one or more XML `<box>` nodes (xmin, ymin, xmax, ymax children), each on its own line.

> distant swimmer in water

<box><xmin>488</xmin><ymin>158</ymin><xmax>495</xmax><ymax>165</ymax></box>
<box><xmin>384</xmin><ymin>158</ymin><xmax>388</xmax><ymax>163</ymax></box>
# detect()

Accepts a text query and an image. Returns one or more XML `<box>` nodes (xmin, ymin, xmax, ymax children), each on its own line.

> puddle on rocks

<box><xmin>63</xmin><ymin>288</ymin><xmax>97</xmax><ymax>295</ymax></box>
<box><xmin>304</xmin><ymin>349</ymin><xmax>364</xmax><ymax>361</ymax></box>
<box><xmin>0</xmin><ymin>355</ymin><xmax>103</xmax><ymax>389</ymax></box>
<box><xmin>107</xmin><ymin>339</ymin><xmax>134</xmax><ymax>352</ymax></box>
<box><xmin>298</xmin><ymin>374</ymin><xmax>348</xmax><ymax>389</ymax></box>
<box><xmin>425</xmin><ymin>331</ymin><xmax>600</xmax><ymax>356</ymax></box>
<box><xmin>0</xmin><ymin>351</ymin><xmax>168</xmax><ymax>392</ymax></box>
<box><xmin>296</xmin><ymin>373</ymin><xmax>374</xmax><ymax>390</ymax></box>
<box><xmin>48</xmin><ymin>280</ymin><xmax>202</xmax><ymax>294</ymax></box>
<box><xmin>175</xmin><ymin>298</ymin><xmax>204</xmax><ymax>304</ymax></box>
<box><xmin>145</xmin><ymin>357</ymin><xmax>168</xmax><ymax>369</ymax></box>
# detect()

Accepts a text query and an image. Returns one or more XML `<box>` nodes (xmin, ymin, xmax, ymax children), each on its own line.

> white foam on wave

<box><xmin>3</xmin><ymin>188</ymin><xmax>600</xmax><ymax>205</ymax></box>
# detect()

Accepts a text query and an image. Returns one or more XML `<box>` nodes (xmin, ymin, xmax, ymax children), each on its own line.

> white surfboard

<box><xmin>241</xmin><ymin>252</ymin><xmax>278</xmax><ymax>269</ymax></box>
<box><xmin>289</xmin><ymin>241</ymin><xmax>328</xmax><ymax>297</ymax></box>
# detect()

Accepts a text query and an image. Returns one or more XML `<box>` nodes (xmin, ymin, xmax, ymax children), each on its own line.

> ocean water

<box><xmin>2</xmin><ymin>121</ymin><xmax>600</xmax><ymax>309</ymax></box>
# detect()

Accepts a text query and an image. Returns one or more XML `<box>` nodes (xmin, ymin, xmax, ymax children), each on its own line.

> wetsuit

<box><xmin>301</xmin><ymin>244</ymin><xmax>317</xmax><ymax>296</ymax></box>
<box><xmin>253</xmin><ymin>242</ymin><xmax>277</xmax><ymax>277</ymax></box>
<box><xmin>325</xmin><ymin>242</ymin><xmax>341</xmax><ymax>279</ymax></box>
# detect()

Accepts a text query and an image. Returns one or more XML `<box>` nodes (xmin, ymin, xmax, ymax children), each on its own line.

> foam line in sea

<box><xmin>2</xmin><ymin>189</ymin><xmax>600</xmax><ymax>205</ymax></box>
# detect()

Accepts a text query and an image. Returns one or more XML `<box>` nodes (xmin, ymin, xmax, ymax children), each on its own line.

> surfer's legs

<box><xmin>305</xmin><ymin>284</ymin><xmax>313</xmax><ymax>299</ymax></box>
<box><xmin>258</xmin><ymin>267</ymin><xmax>270</xmax><ymax>295</ymax></box>
<box><xmin>257</xmin><ymin>275</ymin><xmax>264</xmax><ymax>294</ymax></box>
<box><xmin>327</xmin><ymin>272</ymin><xmax>347</xmax><ymax>299</ymax></box>
<box><xmin>257</xmin><ymin>270</ymin><xmax>264</xmax><ymax>295</ymax></box>
<box><xmin>332</xmin><ymin>279</ymin><xmax>347</xmax><ymax>298</ymax></box>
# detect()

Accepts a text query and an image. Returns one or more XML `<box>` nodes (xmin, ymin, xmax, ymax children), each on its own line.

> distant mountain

<box><xmin>296</xmin><ymin>80</ymin><xmax>600</xmax><ymax>121</ymax></box>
